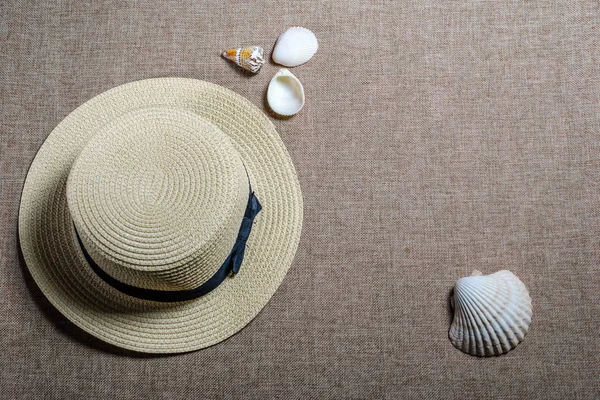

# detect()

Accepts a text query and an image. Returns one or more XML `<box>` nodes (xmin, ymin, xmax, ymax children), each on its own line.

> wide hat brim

<box><xmin>18</xmin><ymin>78</ymin><xmax>303</xmax><ymax>353</ymax></box>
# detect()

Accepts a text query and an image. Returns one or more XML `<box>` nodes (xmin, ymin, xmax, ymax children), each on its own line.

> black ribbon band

<box><xmin>74</xmin><ymin>191</ymin><xmax>262</xmax><ymax>303</ymax></box>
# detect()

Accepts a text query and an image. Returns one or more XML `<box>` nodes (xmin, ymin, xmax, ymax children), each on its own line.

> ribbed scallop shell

<box><xmin>272</xmin><ymin>27</ymin><xmax>318</xmax><ymax>67</ymax></box>
<box><xmin>222</xmin><ymin>46</ymin><xmax>265</xmax><ymax>73</ymax></box>
<box><xmin>449</xmin><ymin>270</ymin><xmax>532</xmax><ymax>356</ymax></box>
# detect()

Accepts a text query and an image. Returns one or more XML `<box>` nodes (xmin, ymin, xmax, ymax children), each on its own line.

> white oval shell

<box><xmin>267</xmin><ymin>69</ymin><xmax>305</xmax><ymax>116</ymax></box>
<box><xmin>272</xmin><ymin>27</ymin><xmax>318</xmax><ymax>67</ymax></box>
<box><xmin>449</xmin><ymin>270</ymin><xmax>532</xmax><ymax>356</ymax></box>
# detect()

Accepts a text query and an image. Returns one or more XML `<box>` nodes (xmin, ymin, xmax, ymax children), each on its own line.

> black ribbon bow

<box><xmin>229</xmin><ymin>192</ymin><xmax>262</xmax><ymax>274</ymax></box>
<box><xmin>74</xmin><ymin>191</ymin><xmax>262</xmax><ymax>303</ymax></box>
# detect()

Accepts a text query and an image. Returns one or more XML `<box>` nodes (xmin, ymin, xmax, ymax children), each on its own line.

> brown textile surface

<box><xmin>1</xmin><ymin>1</ymin><xmax>599</xmax><ymax>398</ymax></box>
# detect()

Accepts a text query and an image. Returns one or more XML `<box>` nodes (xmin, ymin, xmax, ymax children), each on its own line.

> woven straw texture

<box><xmin>67</xmin><ymin>107</ymin><xmax>249</xmax><ymax>291</ymax></box>
<box><xmin>2</xmin><ymin>0</ymin><xmax>599</xmax><ymax>399</ymax></box>
<box><xmin>18</xmin><ymin>78</ymin><xmax>303</xmax><ymax>353</ymax></box>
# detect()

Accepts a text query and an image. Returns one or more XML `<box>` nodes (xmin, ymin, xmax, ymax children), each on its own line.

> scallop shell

<box><xmin>267</xmin><ymin>69</ymin><xmax>305</xmax><ymax>116</ymax></box>
<box><xmin>449</xmin><ymin>269</ymin><xmax>532</xmax><ymax>356</ymax></box>
<box><xmin>222</xmin><ymin>46</ymin><xmax>265</xmax><ymax>73</ymax></box>
<box><xmin>272</xmin><ymin>27</ymin><xmax>318</xmax><ymax>67</ymax></box>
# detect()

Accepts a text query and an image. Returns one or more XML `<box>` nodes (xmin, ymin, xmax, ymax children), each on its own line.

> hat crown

<box><xmin>67</xmin><ymin>108</ymin><xmax>249</xmax><ymax>291</ymax></box>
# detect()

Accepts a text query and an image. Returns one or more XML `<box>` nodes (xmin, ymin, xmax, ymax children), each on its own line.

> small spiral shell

<box><xmin>222</xmin><ymin>46</ymin><xmax>265</xmax><ymax>73</ymax></box>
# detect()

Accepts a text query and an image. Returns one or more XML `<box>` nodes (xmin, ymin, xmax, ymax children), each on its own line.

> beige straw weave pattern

<box><xmin>67</xmin><ymin>107</ymin><xmax>249</xmax><ymax>291</ymax></box>
<box><xmin>18</xmin><ymin>78</ymin><xmax>303</xmax><ymax>353</ymax></box>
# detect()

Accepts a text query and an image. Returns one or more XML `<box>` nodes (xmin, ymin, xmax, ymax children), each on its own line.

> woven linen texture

<box><xmin>1</xmin><ymin>0</ymin><xmax>599</xmax><ymax>398</ymax></box>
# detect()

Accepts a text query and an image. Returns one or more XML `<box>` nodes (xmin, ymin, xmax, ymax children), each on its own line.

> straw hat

<box><xmin>18</xmin><ymin>78</ymin><xmax>303</xmax><ymax>353</ymax></box>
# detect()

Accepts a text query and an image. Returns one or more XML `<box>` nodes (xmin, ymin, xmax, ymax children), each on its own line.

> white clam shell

<box><xmin>267</xmin><ymin>69</ymin><xmax>305</xmax><ymax>116</ymax></box>
<box><xmin>449</xmin><ymin>270</ymin><xmax>532</xmax><ymax>356</ymax></box>
<box><xmin>272</xmin><ymin>26</ymin><xmax>318</xmax><ymax>67</ymax></box>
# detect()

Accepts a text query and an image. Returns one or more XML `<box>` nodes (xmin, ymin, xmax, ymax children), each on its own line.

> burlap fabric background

<box><xmin>1</xmin><ymin>1</ymin><xmax>599</xmax><ymax>398</ymax></box>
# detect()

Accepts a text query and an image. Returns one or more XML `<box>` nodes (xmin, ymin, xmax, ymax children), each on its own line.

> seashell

<box><xmin>222</xmin><ymin>46</ymin><xmax>265</xmax><ymax>73</ymax></box>
<box><xmin>267</xmin><ymin>68</ymin><xmax>305</xmax><ymax>116</ymax></box>
<box><xmin>449</xmin><ymin>269</ymin><xmax>532</xmax><ymax>356</ymax></box>
<box><xmin>272</xmin><ymin>27</ymin><xmax>318</xmax><ymax>67</ymax></box>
